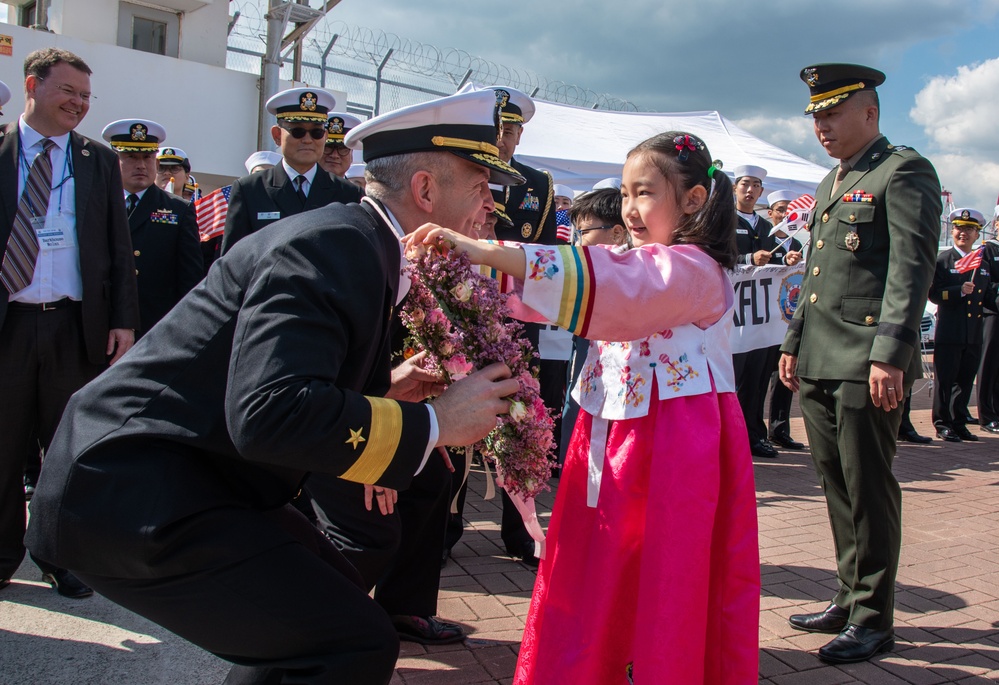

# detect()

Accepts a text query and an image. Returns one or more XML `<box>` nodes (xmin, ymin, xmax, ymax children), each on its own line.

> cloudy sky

<box><xmin>305</xmin><ymin>0</ymin><xmax>999</xmax><ymax>218</ymax></box>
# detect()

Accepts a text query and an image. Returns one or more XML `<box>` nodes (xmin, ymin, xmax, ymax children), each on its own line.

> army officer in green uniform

<box><xmin>778</xmin><ymin>64</ymin><xmax>941</xmax><ymax>664</ymax></box>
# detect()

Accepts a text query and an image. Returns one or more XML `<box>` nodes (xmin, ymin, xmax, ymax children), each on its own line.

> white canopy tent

<box><xmin>513</xmin><ymin>99</ymin><xmax>829</xmax><ymax>199</ymax></box>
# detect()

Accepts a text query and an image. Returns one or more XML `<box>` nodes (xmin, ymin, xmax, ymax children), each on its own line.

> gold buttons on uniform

<box><xmin>810</xmin><ymin>293</ymin><xmax>818</xmax><ymax>303</ymax></box>
<box><xmin>135</xmin><ymin>269</ymin><xmax>139</xmax><ymax>275</ymax></box>
<box><xmin>816</xmin><ymin>239</ymin><xmax>825</xmax><ymax>249</ymax></box>
<box><xmin>822</xmin><ymin>213</ymin><xmax>829</xmax><ymax>223</ymax></box>
<box><xmin>849</xmin><ymin>214</ymin><xmax>856</xmax><ymax>222</ymax></box>
<box><xmin>134</xmin><ymin>250</ymin><xmax>141</xmax><ymax>257</ymax></box>
<box><xmin>864</xmin><ymin>315</ymin><xmax>875</xmax><ymax>325</ymax></box>
<box><xmin>812</xmin><ymin>266</ymin><xmax>820</xmax><ymax>276</ymax></box>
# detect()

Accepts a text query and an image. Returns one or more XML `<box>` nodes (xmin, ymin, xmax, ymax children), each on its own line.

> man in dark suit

<box><xmin>979</xmin><ymin>226</ymin><xmax>999</xmax><ymax>434</ymax></box>
<box><xmin>731</xmin><ymin>164</ymin><xmax>782</xmax><ymax>459</ymax></box>
<box><xmin>25</xmin><ymin>89</ymin><xmax>524</xmax><ymax>684</ymax></box>
<box><xmin>764</xmin><ymin>190</ymin><xmax>806</xmax><ymax>450</ymax></box>
<box><xmin>101</xmin><ymin>119</ymin><xmax>203</xmax><ymax>338</ymax></box>
<box><xmin>0</xmin><ymin>48</ymin><xmax>139</xmax><ymax>598</ymax></box>
<box><xmin>929</xmin><ymin>208</ymin><xmax>996</xmax><ymax>442</ymax></box>
<box><xmin>780</xmin><ymin>64</ymin><xmax>941</xmax><ymax>664</ymax></box>
<box><xmin>220</xmin><ymin>87</ymin><xmax>362</xmax><ymax>254</ymax></box>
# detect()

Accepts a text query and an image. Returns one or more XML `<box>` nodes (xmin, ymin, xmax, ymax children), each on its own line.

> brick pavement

<box><xmin>2</xmin><ymin>393</ymin><xmax>997</xmax><ymax>684</ymax></box>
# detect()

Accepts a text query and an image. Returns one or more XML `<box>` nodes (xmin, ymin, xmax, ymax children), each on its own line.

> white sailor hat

<box><xmin>345</xmin><ymin>162</ymin><xmax>366</xmax><ymax>180</ymax></box>
<box><xmin>732</xmin><ymin>165</ymin><xmax>767</xmax><ymax>182</ymax></box>
<box><xmin>950</xmin><ymin>208</ymin><xmax>985</xmax><ymax>228</ymax></box>
<box><xmin>554</xmin><ymin>184</ymin><xmax>574</xmax><ymax>199</ymax></box>
<box><xmin>767</xmin><ymin>190</ymin><xmax>797</xmax><ymax>206</ymax></box>
<box><xmin>244</xmin><ymin>150</ymin><xmax>283</xmax><ymax>174</ymax></box>
<box><xmin>0</xmin><ymin>80</ymin><xmax>10</xmax><ymax>116</ymax></box>
<box><xmin>266</xmin><ymin>87</ymin><xmax>335</xmax><ymax>124</ymax></box>
<box><xmin>326</xmin><ymin>113</ymin><xmax>363</xmax><ymax>144</ymax></box>
<box><xmin>102</xmin><ymin>119</ymin><xmax>165</xmax><ymax>152</ymax></box>
<box><xmin>592</xmin><ymin>177</ymin><xmax>622</xmax><ymax>190</ymax></box>
<box><xmin>344</xmin><ymin>90</ymin><xmax>525</xmax><ymax>186</ymax></box>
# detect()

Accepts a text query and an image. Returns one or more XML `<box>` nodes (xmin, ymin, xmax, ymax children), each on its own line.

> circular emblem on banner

<box><xmin>844</xmin><ymin>230</ymin><xmax>860</xmax><ymax>251</ymax></box>
<box><xmin>778</xmin><ymin>271</ymin><xmax>804</xmax><ymax>323</ymax></box>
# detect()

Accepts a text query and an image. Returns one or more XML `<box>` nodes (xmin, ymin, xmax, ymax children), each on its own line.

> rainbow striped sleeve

<box><xmin>520</xmin><ymin>244</ymin><xmax>596</xmax><ymax>337</ymax></box>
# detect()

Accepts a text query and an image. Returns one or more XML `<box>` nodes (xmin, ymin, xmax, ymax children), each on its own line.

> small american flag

<box><xmin>955</xmin><ymin>246</ymin><xmax>984</xmax><ymax>274</ymax></box>
<box><xmin>555</xmin><ymin>208</ymin><xmax>572</xmax><ymax>243</ymax></box>
<box><xmin>195</xmin><ymin>185</ymin><xmax>231</xmax><ymax>242</ymax></box>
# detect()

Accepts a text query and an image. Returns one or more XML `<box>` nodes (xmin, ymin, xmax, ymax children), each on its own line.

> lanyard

<box><xmin>18</xmin><ymin>133</ymin><xmax>74</xmax><ymax>218</ymax></box>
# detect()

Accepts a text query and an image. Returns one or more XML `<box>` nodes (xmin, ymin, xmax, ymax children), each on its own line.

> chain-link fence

<box><xmin>226</xmin><ymin>1</ymin><xmax>640</xmax><ymax>118</ymax></box>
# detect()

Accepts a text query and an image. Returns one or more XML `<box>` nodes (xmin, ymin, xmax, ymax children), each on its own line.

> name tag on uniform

<box><xmin>950</xmin><ymin>268</ymin><xmax>960</xmax><ymax>273</ymax></box>
<box><xmin>258</xmin><ymin>211</ymin><xmax>280</xmax><ymax>220</ymax></box>
<box><xmin>34</xmin><ymin>215</ymin><xmax>77</xmax><ymax>250</ymax></box>
<box><xmin>736</xmin><ymin>228</ymin><xmax>749</xmax><ymax>234</ymax></box>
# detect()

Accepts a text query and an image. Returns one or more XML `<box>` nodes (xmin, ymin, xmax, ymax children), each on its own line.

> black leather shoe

<box><xmin>750</xmin><ymin>440</ymin><xmax>778</xmax><ymax>458</ymax></box>
<box><xmin>441</xmin><ymin>547</ymin><xmax>451</xmax><ymax>569</ymax></box>
<box><xmin>818</xmin><ymin>624</ymin><xmax>894</xmax><ymax>664</ymax></box>
<box><xmin>788</xmin><ymin>603</ymin><xmax>849</xmax><ymax>634</ymax></box>
<box><xmin>507</xmin><ymin>541</ymin><xmax>540</xmax><ymax>568</ymax></box>
<box><xmin>42</xmin><ymin>569</ymin><xmax>93</xmax><ymax>599</ymax></box>
<box><xmin>982</xmin><ymin>421</ymin><xmax>999</xmax><ymax>434</ymax></box>
<box><xmin>936</xmin><ymin>427</ymin><xmax>962</xmax><ymax>443</ymax></box>
<box><xmin>769</xmin><ymin>434</ymin><xmax>805</xmax><ymax>450</ymax></box>
<box><xmin>392</xmin><ymin>615</ymin><xmax>466</xmax><ymax>645</ymax></box>
<box><xmin>953</xmin><ymin>425</ymin><xmax>979</xmax><ymax>441</ymax></box>
<box><xmin>898</xmin><ymin>429</ymin><xmax>932</xmax><ymax>444</ymax></box>
<box><xmin>24</xmin><ymin>483</ymin><xmax>35</xmax><ymax>502</ymax></box>
<box><xmin>0</xmin><ymin>578</ymin><xmax>10</xmax><ymax>592</ymax></box>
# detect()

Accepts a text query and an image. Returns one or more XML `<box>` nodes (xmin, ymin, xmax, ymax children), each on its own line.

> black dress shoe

<box><xmin>0</xmin><ymin>578</ymin><xmax>10</xmax><ymax>592</ymax></box>
<box><xmin>936</xmin><ymin>427</ymin><xmax>962</xmax><ymax>442</ymax></box>
<box><xmin>982</xmin><ymin>421</ymin><xmax>999</xmax><ymax>434</ymax></box>
<box><xmin>507</xmin><ymin>541</ymin><xmax>540</xmax><ymax>568</ymax></box>
<box><xmin>441</xmin><ymin>547</ymin><xmax>451</xmax><ymax>569</ymax></box>
<box><xmin>818</xmin><ymin>624</ymin><xmax>894</xmax><ymax>664</ymax></box>
<box><xmin>750</xmin><ymin>440</ymin><xmax>778</xmax><ymax>459</ymax></box>
<box><xmin>953</xmin><ymin>425</ymin><xmax>979</xmax><ymax>441</ymax></box>
<box><xmin>24</xmin><ymin>483</ymin><xmax>35</xmax><ymax>502</ymax></box>
<box><xmin>897</xmin><ymin>429</ymin><xmax>932</xmax><ymax>444</ymax></box>
<box><xmin>42</xmin><ymin>569</ymin><xmax>93</xmax><ymax>599</ymax></box>
<box><xmin>788</xmin><ymin>602</ymin><xmax>849</xmax><ymax>634</ymax></box>
<box><xmin>769</xmin><ymin>434</ymin><xmax>805</xmax><ymax>450</ymax></box>
<box><xmin>392</xmin><ymin>615</ymin><xmax>466</xmax><ymax>645</ymax></box>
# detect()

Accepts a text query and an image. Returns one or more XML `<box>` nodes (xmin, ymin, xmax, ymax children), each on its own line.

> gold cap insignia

<box><xmin>961</xmin><ymin>209</ymin><xmax>971</xmax><ymax>220</ymax></box>
<box><xmin>131</xmin><ymin>124</ymin><xmax>147</xmax><ymax>141</ymax></box>
<box><xmin>496</xmin><ymin>89</ymin><xmax>510</xmax><ymax>108</ymax></box>
<box><xmin>804</xmin><ymin>68</ymin><xmax>819</xmax><ymax>87</ymax></box>
<box><xmin>163</xmin><ymin>148</ymin><xmax>174</xmax><ymax>156</ymax></box>
<box><xmin>301</xmin><ymin>92</ymin><xmax>317</xmax><ymax>111</ymax></box>
<box><xmin>329</xmin><ymin>117</ymin><xmax>344</xmax><ymax>134</ymax></box>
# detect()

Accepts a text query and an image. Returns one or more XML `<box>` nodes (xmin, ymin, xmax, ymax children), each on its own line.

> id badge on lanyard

<box><xmin>34</xmin><ymin>214</ymin><xmax>77</xmax><ymax>250</ymax></box>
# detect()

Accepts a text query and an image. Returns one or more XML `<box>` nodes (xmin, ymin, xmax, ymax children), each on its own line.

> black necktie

<box><xmin>295</xmin><ymin>175</ymin><xmax>308</xmax><ymax>204</ymax></box>
<box><xmin>126</xmin><ymin>193</ymin><xmax>139</xmax><ymax>216</ymax></box>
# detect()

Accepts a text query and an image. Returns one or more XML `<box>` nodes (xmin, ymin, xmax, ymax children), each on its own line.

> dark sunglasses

<box><xmin>576</xmin><ymin>225</ymin><xmax>615</xmax><ymax>235</ymax></box>
<box><xmin>282</xmin><ymin>126</ymin><xmax>327</xmax><ymax>140</ymax></box>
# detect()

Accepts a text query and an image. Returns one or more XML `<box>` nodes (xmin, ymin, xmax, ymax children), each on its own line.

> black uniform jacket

<box><xmin>129</xmin><ymin>185</ymin><xmax>203</xmax><ymax>336</ymax></box>
<box><xmin>220</xmin><ymin>163</ymin><xmax>363</xmax><ymax>253</ymax></box>
<box><xmin>496</xmin><ymin>158</ymin><xmax>556</xmax><ymax>244</ymax></box>
<box><xmin>735</xmin><ymin>215</ymin><xmax>775</xmax><ymax>265</ymax></box>
<box><xmin>0</xmin><ymin>124</ymin><xmax>140</xmax><ymax>363</ymax></box>
<box><xmin>929</xmin><ymin>246</ymin><xmax>998</xmax><ymax>346</ymax></box>
<box><xmin>26</xmin><ymin>201</ymin><xmax>432</xmax><ymax>578</ymax></box>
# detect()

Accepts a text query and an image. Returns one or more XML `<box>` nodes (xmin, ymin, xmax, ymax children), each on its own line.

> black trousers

<box><xmin>767</xmin><ymin>369</ymin><xmax>795</xmax><ymax>439</ymax></box>
<box><xmin>307</xmin><ymin>453</ymin><xmax>452</xmax><ymax>617</ymax></box>
<box><xmin>979</xmin><ymin>314</ymin><xmax>999</xmax><ymax>425</ymax></box>
<box><xmin>733</xmin><ymin>345</ymin><xmax>781</xmax><ymax>444</ymax></box>
<box><xmin>799</xmin><ymin>378</ymin><xmax>904</xmax><ymax>630</ymax></box>
<box><xmin>932</xmin><ymin>342</ymin><xmax>982</xmax><ymax>429</ymax></box>
<box><xmin>75</xmin><ymin>505</ymin><xmax>398</xmax><ymax>685</ymax></box>
<box><xmin>0</xmin><ymin>302</ymin><xmax>101</xmax><ymax>579</ymax></box>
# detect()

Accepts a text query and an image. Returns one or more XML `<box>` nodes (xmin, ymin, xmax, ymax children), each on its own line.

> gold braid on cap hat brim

<box><xmin>112</xmin><ymin>141</ymin><xmax>160</xmax><ymax>151</ymax></box>
<box><xmin>806</xmin><ymin>82</ymin><xmax>867</xmax><ymax>114</ymax></box>
<box><xmin>952</xmin><ymin>219</ymin><xmax>981</xmax><ymax>228</ymax></box>
<box><xmin>431</xmin><ymin>136</ymin><xmax>500</xmax><ymax>157</ymax></box>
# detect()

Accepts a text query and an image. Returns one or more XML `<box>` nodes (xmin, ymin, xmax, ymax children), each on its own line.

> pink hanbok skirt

<box><xmin>514</xmin><ymin>385</ymin><xmax>760</xmax><ymax>685</ymax></box>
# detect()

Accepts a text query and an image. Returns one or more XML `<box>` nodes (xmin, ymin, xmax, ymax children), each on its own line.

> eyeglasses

<box><xmin>324</xmin><ymin>144</ymin><xmax>352</xmax><ymax>157</ymax></box>
<box><xmin>576</xmin><ymin>225</ymin><xmax>615</xmax><ymax>235</ymax></box>
<box><xmin>36</xmin><ymin>77</ymin><xmax>94</xmax><ymax>103</ymax></box>
<box><xmin>281</xmin><ymin>126</ymin><xmax>327</xmax><ymax>140</ymax></box>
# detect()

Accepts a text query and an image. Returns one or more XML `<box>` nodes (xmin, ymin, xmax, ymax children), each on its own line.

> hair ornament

<box><xmin>673</xmin><ymin>134</ymin><xmax>704</xmax><ymax>162</ymax></box>
<box><xmin>706</xmin><ymin>164</ymin><xmax>718</xmax><ymax>180</ymax></box>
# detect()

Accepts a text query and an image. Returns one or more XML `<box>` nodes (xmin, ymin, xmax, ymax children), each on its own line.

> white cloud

<box><xmin>911</xmin><ymin>58</ymin><xmax>999</xmax><ymax>213</ymax></box>
<box><xmin>731</xmin><ymin>115</ymin><xmax>826</xmax><ymax>165</ymax></box>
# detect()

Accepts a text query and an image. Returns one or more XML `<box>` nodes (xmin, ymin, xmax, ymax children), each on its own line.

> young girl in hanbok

<box><xmin>408</xmin><ymin>131</ymin><xmax>760</xmax><ymax>684</ymax></box>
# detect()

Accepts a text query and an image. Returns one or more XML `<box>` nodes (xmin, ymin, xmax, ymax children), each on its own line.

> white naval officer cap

<box><xmin>592</xmin><ymin>177</ymin><xmax>622</xmax><ymax>190</ymax></box>
<box><xmin>157</xmin><ymin>147</ymin><xmax>189</xmax><ymax>165</ymax></box>
<box><xmin>456</xmin><ymin>83</ymin><xmax>536</xmax><ymax>125</ymax></box>
<box><xmin>344</xmin><ymin>90</ymin><xmax>526</xmax><ymax>186</ymax></box>
<box><xmin>554</xmin><ymin>184</ymin><xmax>574</xmax><ymax>200</ymax></box>
<box><xmin>244</xmin><ymin>150</ymin><xmax>283</xmax><ymax>174</ymax></box>
<box><xmin>266</xmin><ymin>87</ymin><xmax>335</xmax><ymax>124</ymax></box>
<box><xmin>949</xmin><ymin>208</ymin><xmax>985</xmax><ymax>227</ymax></box>
<box><xmin>326</xmin><ymin>113</ymin><xmax>363</xmax><ymax>144</ymax></box>
<box><xmin>732</xmin><ymin>165</ymin><xmax>767</xmax><ymax>183</ymax></box>
<box><xmin>102</xmin><ymin>119</ymin><xmax>166</xmax><ymax>152</ymax></box>
<box><xmin>767</xmin><ymin>190</ymin><xmax>798</xmax><ymax>206</ymax></box>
